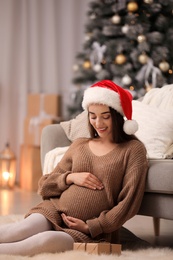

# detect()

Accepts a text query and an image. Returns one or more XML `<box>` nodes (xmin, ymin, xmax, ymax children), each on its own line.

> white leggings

<box><xmin>0</xmin><ymin>213</ymin><xmax>74</xmax><ymax>256</ymax></box>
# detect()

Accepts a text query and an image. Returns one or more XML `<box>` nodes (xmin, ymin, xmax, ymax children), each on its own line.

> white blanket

<box><xmin>43</xmin><ymin>146</ymin><xmax>69</xmax><ymax>175</ymax></box>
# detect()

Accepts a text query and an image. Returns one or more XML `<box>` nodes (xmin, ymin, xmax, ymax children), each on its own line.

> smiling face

<box><xmin>88</xmin><ymin>104</ymin><xmax>113</xmax><ymax>141</ymax></box>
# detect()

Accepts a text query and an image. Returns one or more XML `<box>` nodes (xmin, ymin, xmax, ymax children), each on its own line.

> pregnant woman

<box><xmin>0</xmin><ymin>80</ymin><xmax>148</xmax><ymax>256</ymax></box>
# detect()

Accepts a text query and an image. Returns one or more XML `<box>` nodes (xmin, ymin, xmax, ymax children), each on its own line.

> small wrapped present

<box><xmin>86</xmin><ymin>243</ymin><xmax>110</xmax><ymax>255</ymax></box>
<box><xmin>73</xmin><ymin>242</ymin><xmax>121</xmax><ymax>255</ymax></box>
<box><xmin>73</xmin><ymin>243</ymin><xmax>86</xmax><ymax>251</ymax></box>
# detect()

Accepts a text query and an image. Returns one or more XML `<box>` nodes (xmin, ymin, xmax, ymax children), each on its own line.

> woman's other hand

<box><xmin>61</xmin><ymin>213</ymin><xmax>90</xmax><ymax>234</ymax></box>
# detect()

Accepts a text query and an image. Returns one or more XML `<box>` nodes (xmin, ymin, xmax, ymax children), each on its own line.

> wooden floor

<box><xmin>0</xmin><ymin>187</ymin><xmax>173</xmax><ymax>248</ymax></box>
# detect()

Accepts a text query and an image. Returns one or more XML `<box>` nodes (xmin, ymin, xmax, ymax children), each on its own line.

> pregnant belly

<box><xmin>58</xmin><ymin>185</ymin><xmax>110</xmax><ymax>221</ymax></box>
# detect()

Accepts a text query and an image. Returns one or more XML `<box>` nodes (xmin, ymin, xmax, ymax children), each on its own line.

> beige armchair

<box><xmin>41</xmin><ymin>123</ymin><xmax>173</xmax><ymax>237</ymax></box>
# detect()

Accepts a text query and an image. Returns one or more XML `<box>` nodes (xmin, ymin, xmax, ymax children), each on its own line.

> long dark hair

<box><xmin>88</xmin><ymin>107</ymin><xmax>138</xmax><ymax>143</ymax></box>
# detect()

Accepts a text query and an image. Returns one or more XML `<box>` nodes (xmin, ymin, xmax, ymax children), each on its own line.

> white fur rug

<box><xmin>0</xmin><ymin>215</ymin><xmax>173</xmax><ymax>260</ymax></box>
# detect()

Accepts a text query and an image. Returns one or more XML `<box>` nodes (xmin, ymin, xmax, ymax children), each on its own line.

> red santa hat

<box><xmin>82</xmin><ymin>79</ymin><xmax>138</xmax><ymax>135</ymax></box>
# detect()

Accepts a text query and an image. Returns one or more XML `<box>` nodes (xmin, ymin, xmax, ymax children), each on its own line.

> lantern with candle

<box><xmin>0</xmin><ymin>143</ymin><xmax>16</xmax><ymax>189</ymax></box>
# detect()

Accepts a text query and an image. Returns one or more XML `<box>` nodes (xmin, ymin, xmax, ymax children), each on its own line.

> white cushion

<box><xmin>60</xmin><ymin>111</ymin><xmax>90</xmax><ymax>141</ymax></box>
<box><xmin>132</xmin><ymin>100</ymin><xmax>173</xmax><ymax>159</ymax></box>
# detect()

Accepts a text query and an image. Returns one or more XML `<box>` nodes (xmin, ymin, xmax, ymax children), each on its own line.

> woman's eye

<box><xmin>89</xmin><ymin>114</ymin><xmax>111</xmax><ymax>120</ymax></box>
<box><xmin>103</xmin><ymin>116</ymin><xmax>110</xmax><ymax>120</ymax></box>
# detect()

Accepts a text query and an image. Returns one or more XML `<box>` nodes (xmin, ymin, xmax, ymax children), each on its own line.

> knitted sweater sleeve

<box><xmin>86</xmin><ymin>142</ymin><xmax>148</xmax><ymax>238</ymax></box>
<box><xmin>37</xmin><ymin>143</ymin><xmax>75</xmax><ymax>199</ymax></box>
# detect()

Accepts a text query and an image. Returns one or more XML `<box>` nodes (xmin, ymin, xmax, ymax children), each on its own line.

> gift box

<box><xmin>86</xmin><ymin>243</ymin><xmax>110</xmax><ymax>255</ymax></box>
<box><xmin>27</xmin><ymin>94</ymin><xmax>61</xmax><ymax>117</ymax></box>
<box><xmin>73</xmin><ymin>242</ymin><xmax>121</xmax><ymax>255</ymax></box>
<box><xmin>73</xmin><ymin>243</ymin><xmax>86</xmax><ymax>251</ymax></box>
<box><xmin>111</xmin><ymin>244</ymin><xmax>121</xmax><ymax>255</ymax></box>
<box><xmin>20</xmin><ymin>145</ymin><xmax>42</xmax><ymax>191</ymax></box>
<box><xmin>24</xmin><ymin>94</ymin><xmax>62</xmax><ymax>146</ymax></box>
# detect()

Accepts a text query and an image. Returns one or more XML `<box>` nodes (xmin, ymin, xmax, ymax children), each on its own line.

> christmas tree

<box><xmin>72</xmin><ymin>0</ymin><xmax>173</xmax><ymax>101</ymax></box>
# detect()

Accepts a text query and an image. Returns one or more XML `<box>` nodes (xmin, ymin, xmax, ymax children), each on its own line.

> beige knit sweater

<box><xmin>27</xmin><ymin>138</ymin><xmax>148</xmax><ymax>243</ymax></box>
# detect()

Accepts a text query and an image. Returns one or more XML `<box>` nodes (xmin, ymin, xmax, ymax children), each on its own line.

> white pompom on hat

<box><xmin>82</xmin><ymin>79</ymin><xmax>138</xmax><ymax>135</ymax></box>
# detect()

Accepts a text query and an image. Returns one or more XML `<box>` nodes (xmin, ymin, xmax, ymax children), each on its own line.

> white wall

<box><xmin>0</xmin><ymin>0</ymin><xmax>91</xmax><ymax>179</ymax></box>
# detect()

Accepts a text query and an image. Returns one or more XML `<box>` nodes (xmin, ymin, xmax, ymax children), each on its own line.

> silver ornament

<box><xmin>122</xmin><ymin>24</ymin><xmax>129</xmax><ymax>34</ymax></box>
<box><xmin>144</xmin><ymin>0</ymin><xmax>153</xmax><ymax>4</ymax></box>
<box><xmin>111</xmin><ymin>14</ymin><xmax>121</xmax><ymax>24</ymax></box>
<box><xmin>93</xmin><ymin>64</ymin><xmax>102</xmax><ymax>72</ymax></box>
<box><xmin>72</xmin><ymin>64</ymin><xmax>79</xmax><ymax>72</ymax></box>
<box><xmin>137</xmin><ymin>34</ymin><xmax>146</xmax><ymax>43</ymax></box>
<box><xmin>122</xmin><ymin>74</ymin><xmax>132</xmax><ymax>85</ymax></box>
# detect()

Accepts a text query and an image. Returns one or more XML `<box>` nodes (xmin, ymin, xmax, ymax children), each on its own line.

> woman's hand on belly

<box><xmin>66</xmin><ymin>172</ymin><xmax>104</xmax><ymax>190</ymax></box>
<box><xmin>61</xmin><ymin>213</ymin><xmax>90</xmax><ymax>234</ymax></box>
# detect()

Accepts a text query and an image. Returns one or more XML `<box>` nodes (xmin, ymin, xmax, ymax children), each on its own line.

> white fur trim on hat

<box><xmin>82</xmin><ymin>86</ymin><xmax>124</xmax><ymax>115</ymax></box>
<box><xmin>123</xmin><ymin>119</ymin><xmax>138</xmax><ymax>135</ymax></box>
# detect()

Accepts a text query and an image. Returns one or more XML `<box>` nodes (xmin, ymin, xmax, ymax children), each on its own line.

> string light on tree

<box><xmin>129</xmin><ymin>85</ymin><xmax>134</xmax><ymax>91</ymax></box>
<box><xmin>129</xmin><ymin>85</ymin><xmax>137</xmax><ymax>97</ymax></box>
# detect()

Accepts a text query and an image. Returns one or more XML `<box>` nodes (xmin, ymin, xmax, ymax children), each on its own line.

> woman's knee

<box><xmin>38</xmin><ymin>231</ymin><xmax>74</xmax><ymax>253</ymax></box>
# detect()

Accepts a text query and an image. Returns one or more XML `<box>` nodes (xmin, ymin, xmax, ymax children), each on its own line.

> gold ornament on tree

<box><xmin>159</xmin><ymin>61</ymin><xmax>170</xmax><ymax>72</ymax></box>
<box><xmin>115</xmin><ymin>54</ymin><xmax>127</xmax><ymax>65</ymax></box>
<box><xmin>138</xmin><ymin>53</ymin><xmax>148</xmax><ymax>64</ymax></box>
<box><xmin>127</xmin><ymin>1</ymin><xmax>139</xmax><ymax>12</ymax></box>
<box><xmin>83</xmin><ymin>60</ymin><xmax>91</xmax><ymax>69</ymax></box>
